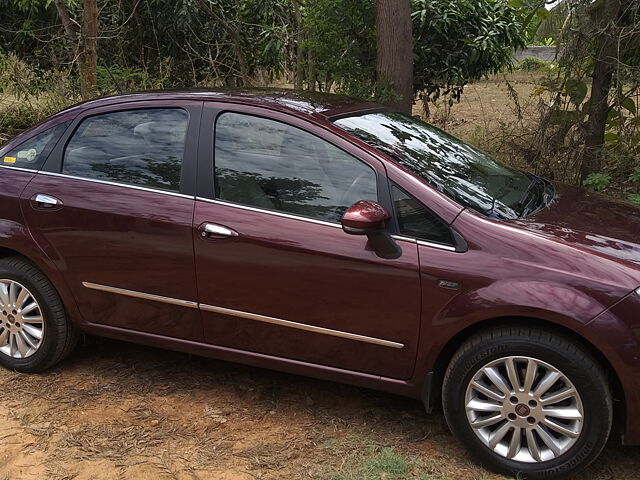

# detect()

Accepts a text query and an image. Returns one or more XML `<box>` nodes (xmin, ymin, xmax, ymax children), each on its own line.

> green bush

<box><xmin>517</xmin><ymin>56</ymin><xmax>555</xmax><ymax>72</ymax></box>
<box><xmin>583</xmin><ymin>173</ymin><xmax>611</xmax><ymax>191</ymax></box>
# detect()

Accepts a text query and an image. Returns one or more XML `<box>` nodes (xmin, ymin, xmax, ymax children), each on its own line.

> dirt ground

<box><xmin>2</xmin><ymin>73</ymin><xmax>640</xmax><ymax>480</ymax></box>
<box><xmin>1</xmin><ymin>337</ymin><xmax>639</xmax><ymax>480</ymax></box>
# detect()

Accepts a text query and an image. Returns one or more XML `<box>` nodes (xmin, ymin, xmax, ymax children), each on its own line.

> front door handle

<box><xmin>200</xmin><ymin>223</ymin><xmax>238</xmax><ymax>239</ymax></box>
<box><xmin>30</xmin><ymin>193</ymin><xmax>63</xmax><ymax>211</ymax></box>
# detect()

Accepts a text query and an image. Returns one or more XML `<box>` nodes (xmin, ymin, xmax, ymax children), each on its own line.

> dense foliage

<box><xmin>0</xmin><ymin>0</ymin><xmax>525</xmax><ymax>102</ymax></box>
<box><xmin>412</xmin><ymin>0</ymin><xmax>526</xmax><ymax>102</ymax></box>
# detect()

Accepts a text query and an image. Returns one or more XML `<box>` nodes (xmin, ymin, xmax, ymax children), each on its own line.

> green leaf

<box><xmin>536</xmin><ymin>7</ymin><xmax>551</xmax><ymax>20</ymax></box>
<box><xmin>627</xmin><ymin>194</ymin><xmax>640</xmax><ymax>206</ymax></box>
<box><xmin>604</xmin><ymin>132</ymin><xmax>618</xmax><ymax>142</ymax></box>
<box><xmin>620</xmin><ymin>96</ymin><xmax>637</xmax><ymax>116</ymax></box>
<box><xmin>565</xmin><ymin>78</ymin><xmax>587</xmax><ymax>106</ymax></box>
<box><xmin>583</xmin><ymin>173</ymin><xmax>610</xmax><ymax>192</ymax></box>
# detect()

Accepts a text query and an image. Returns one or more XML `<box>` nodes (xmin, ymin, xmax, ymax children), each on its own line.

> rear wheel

<box><xmin>0</xmin><ymin>257</ymin><xmax>77</xmax><ymax>372</ymax></box>
<box><xmin>442</xmin><ymin>326</ymin><xmax>612</xmax><ymax>479</ymax></box>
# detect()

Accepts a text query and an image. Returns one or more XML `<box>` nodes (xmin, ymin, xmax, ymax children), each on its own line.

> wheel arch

<box><xmin>0</xmin><ymin>246</ymin><xmax>24</xmax><ymax>259</ymax></box>
<box><xmin>0</xmin><ymin>243</ymin><xmax>84</xmax><ymax>328</ymax></box>
<box><xmin>426</xmin><ymin>316</ymin><xmax>626</xmax><ymax>438</ymax></box>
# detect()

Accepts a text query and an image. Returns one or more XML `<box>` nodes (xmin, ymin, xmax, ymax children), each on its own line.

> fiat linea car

<box><xmin>0</xmin><ymin>89</ymin><xmax>638</xmax><ymax>479</ymax></box>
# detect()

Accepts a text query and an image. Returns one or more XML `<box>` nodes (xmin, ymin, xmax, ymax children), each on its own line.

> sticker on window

<box><xmin>3</xmin><ymin>156</ymin><xmax>16</xmax><ymax>164</ymax></box>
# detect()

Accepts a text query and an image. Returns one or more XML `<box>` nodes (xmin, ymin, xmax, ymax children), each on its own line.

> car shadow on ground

<box><xmin>1</xmin><ymin>336</ymin><xmax>638</xmax><ymax>480</ymax></box>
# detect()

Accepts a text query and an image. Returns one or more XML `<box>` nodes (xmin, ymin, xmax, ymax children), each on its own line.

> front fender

<box><xmin>584</xmin><ymin>291</ymin><xmax>640</xmax><ymax>445</ymax></box>
<box><xmin>439</xmin><ymin>278</ymin><xmax>608</xmax><ymax>328</ymax></box>
<box><xmin>415</xmin><ymin>278</ymin><xmax>611</xmax><ymax>385</ymax></box>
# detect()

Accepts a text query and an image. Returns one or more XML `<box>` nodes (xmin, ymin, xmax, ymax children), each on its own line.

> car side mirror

<box><xmin>341</xmin><ymin>200</ymin><xmax>401</xmax><ymax>259</ymax></box>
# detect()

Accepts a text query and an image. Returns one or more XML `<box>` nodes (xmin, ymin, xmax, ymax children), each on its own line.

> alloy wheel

<box><xmin>0</xmin><ymin>279</ymin><xmax>45</xmax><ymax>359</ymax></box>
<box><xmin>465</xmin><ymin>356</ymin><xmax>584</xmax><ymax>463</ymax></box>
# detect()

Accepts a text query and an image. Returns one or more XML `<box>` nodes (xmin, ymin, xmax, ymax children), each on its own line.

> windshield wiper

<box><xmin>518</xmin><ymin>175</ymin><xmax>545</xmax><ymax>217</ymax></box>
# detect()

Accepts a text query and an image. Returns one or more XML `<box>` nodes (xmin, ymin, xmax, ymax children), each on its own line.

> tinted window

<box><xmin>214</xmin><ymin>113</ymin><xmax>377</xmax><ymax>223</ymax></box>
<box><xmin>335</xmin><ymin>113</ymin><xmax>535</xmax><ymax>219</ymax></box>
<box><xmin>2</xmin><ymin>122</ymin><xmax>69</xmax><ymax>170</ymax></box>
<box><xmin>63</xmin><ymin>109</ymin><xmax>188</xmax><ymax>192</ymax></box>
<box><xmin>393</xmin><ymin>187</ymin><xmax>454</xmax><ymax>245</ymax></box>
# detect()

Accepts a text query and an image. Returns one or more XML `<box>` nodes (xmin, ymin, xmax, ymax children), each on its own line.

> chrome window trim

<box><xmin>195</xmin><ymin>197</ymin><xmax>342</xmax><ymax>229</ymax></box>
<box><xmin>82</xmin><ymin>281</ymin><xmax>404</xmax><ymax>349</ymax></box>
<box><xmin>392</xmin><ymin>235</ymin><xmax>456</xmax><ymax>252</ymax></box>
<box><xmin>38</xmin><ymin>171</ymin><xmax>194</xmax><ymax>199</ymax></box>
<box><xmin>198</xmin><ymin>199</ymin><xmax>458</xmax><ymax>251</ymax></box>
<box><xmin>391</xmin><ymin>235</ymin><xmax>416</xmax><ymax>244</ymax></box>
<box><xmin>82</xmin><ymin>282</ymin><xmax>198</xmax><ymax>309</ymax></box>
<box><xmin>416</xmin><ymin>239</ymin><xmax>457</xmax><ymax>252</ymax></box>
<box><xmin>199</xmin><ymin>303</ymin><xmax>404</xmax><ymax>349</ymax></box>
<box><xmin>0</xmin><ymin>164</ymin><xmax>38</xmax><ymax>174</ymax></box>
<box><xmin>636</xmin><ymin>287</ymin><xmax>640</xmax><ymax>297</ymax></box>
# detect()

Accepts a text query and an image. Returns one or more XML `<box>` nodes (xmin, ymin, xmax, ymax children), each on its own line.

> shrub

<box><xmin>517</xmin><ymin>56</ymin><xmax>555</xmax><ymax>72</ymax></box>
<box><xmin>583</xmin><ymin>173</ymin><xmax>611</xmax><ymax>191</ymax></box>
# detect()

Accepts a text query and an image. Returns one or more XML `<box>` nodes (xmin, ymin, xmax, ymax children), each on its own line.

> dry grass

<box><xmin>1</xmin><ymin>337</ymin><xmax>639</xmax><ymax>480</ymax></box>
<box><xmin>414</xmin><ymin>72</ymin><xmax>549</xmax><ymax>167</ymax></box>
<box><xmin>1</xmin><ymin>73</ymin><xmax>639</xmax><ymax>478</ymax></box>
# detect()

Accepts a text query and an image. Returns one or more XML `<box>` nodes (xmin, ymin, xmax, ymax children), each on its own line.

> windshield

<box><xmin>334</xmin><ymin>112</ymin><xmax>550</xmax><ymax>219</ymax></box>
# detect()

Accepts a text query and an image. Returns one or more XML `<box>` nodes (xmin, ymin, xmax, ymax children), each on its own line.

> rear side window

<box><xmin>214</xmin><ymin>112</ymin><xmax>377</xmax><ymax>223</ymax></box>
<box><xmin>393</xmin><ymin>187</ymin><xmax>454</xmax><ymax>245</ymax></box>
<box><xmin>2</xmin><ymin>122</ymin><xmax>69</xmax><ymax>170</ymax></box>
<box><xmin>63</xmin><ymin>108</ymin><xmax>188</xmax><ymax>192</ymax></box>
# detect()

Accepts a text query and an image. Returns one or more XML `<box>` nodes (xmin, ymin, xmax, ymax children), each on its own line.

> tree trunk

<box><xmin>52</xmin><ymin>0</ymin><xmax>78</xmax><ymax>41</ymax></box>
<box><xmin>375</xmin><ymin>0</ymin><xmax>413</xmax><ymax>114</ymax></box>
<box><xmin>293</xmin><ymin>1</ymin><xmax>304</xmax><ymax>90</ymax></box>
<box><xmin>79</xmin><ymin>0</ymin><xmax>98</xmax><ymax>99</ymax></box>
<box><xmin>308</xmin><ymin>47</ymin><xmax>316</xmax><ymax>92</ymax></box>
<box><xmin>581</xmin><ymin>0</ymin><xmax>622</xmax><ymax>179</ymax></box>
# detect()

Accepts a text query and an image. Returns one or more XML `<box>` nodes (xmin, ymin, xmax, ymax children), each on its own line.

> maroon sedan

<box><xmin>0</xmin><ymin>89</ymin><xmax>638</xmax><ymax>478</ymax></box>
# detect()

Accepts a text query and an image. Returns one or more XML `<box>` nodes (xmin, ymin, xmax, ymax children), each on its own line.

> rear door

<box><xmin>21</xmin><ymin>101</ymin><xmax>203</xmax><ymax>340</ymax></box>
<box><xmin>192</xmin><ymin>104</ymin><xmax>421</xmax><ymax>379</ymax></box>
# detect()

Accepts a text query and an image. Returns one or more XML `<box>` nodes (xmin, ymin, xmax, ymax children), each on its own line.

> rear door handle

<box><xmin>200</xmin><ymin>223</ymin><xmax>238</xmax><ymax>239</ymax></box>
<box><xmin>30</xmin><ymin>193</ymin><xmax>63</xmax><ymax>211</ymax></box>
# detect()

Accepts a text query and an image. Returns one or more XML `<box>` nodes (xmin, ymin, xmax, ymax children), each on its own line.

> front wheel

<box><xmin>442</xmin><ymin>326</ymin><xmax>612</xmax><ymax>479</ymax></box>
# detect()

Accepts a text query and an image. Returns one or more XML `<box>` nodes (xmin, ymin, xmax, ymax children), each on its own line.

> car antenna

<box><xmin>102</xmin><ymin>63</ymin><xmax>126</xmax><ymax>95</ymax></box>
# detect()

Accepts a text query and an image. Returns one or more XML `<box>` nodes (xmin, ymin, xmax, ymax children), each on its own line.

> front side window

<box><xmin>2</xmin><ymin>122</ymin><xmax>69</xmax><ymax>170</ymax></box>
<box><xmin>214</xmin><ymin>112</ymin><xmax>377</xmax><ymax>223</ymax></box>
<box><xmin>393</xmin><ymin>187</ymin><xmax>454</xmax><ymax>245</ymax></box>
<box><xmin>335</xmin><ymin>113</ymin><xmax>547</xmax><ymax>220</ymax></box>
<box><xmin>63</xmin><ymin>108</ymin><xmax>188</xmax><ymax>192</ymax></box>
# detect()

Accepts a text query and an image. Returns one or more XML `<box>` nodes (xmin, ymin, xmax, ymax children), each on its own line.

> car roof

<box><xmin>57</xmin><ymin>88</ymin><xmax>387</xmax><ymax>122</ymax></box>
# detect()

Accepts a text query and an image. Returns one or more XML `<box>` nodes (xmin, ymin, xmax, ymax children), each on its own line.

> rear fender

<box><xmin>0</xmin><ymin>218</ymin><xmax>84</xmax><ymax>327</ymax></box>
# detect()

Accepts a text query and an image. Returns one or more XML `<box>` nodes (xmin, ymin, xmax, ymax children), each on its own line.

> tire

<box><xmin>442</xmin><ymin>326</ymin><xmax>612</xmax><ymax>479</ymax></box>
<box><xmin>0</xmin><ymin>256</ymin><xmax>77</xmax><ymax>372</ymax></box>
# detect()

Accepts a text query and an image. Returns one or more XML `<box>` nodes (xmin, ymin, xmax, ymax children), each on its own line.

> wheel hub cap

<box><xmin>0</xmin><ymin>280</ymin><xmax>44</xmax><ymax>359</ymax></box>
<box><xmin>465</xmin><ymin>356</ymin><xmax>584</xmax><ymax>463</ymax></box>
<box><xmin>515</xmin><ymin>403</ymin><xmax>530</xmax><ymax>417</ymax></box>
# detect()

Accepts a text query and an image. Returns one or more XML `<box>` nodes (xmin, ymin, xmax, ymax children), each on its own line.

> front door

<box><xmin>21</xmin><ymin>101</ymin><xmax>203</xmax><ymax>340</ymax></box>
<box><xmin>193</xmin><ymin>105</ymin><xmax>421</xmax><ymax>379</ymax></box>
